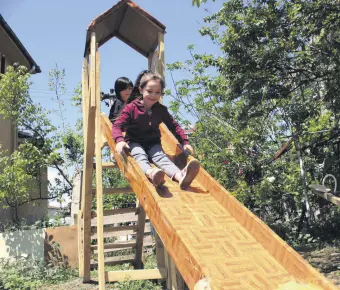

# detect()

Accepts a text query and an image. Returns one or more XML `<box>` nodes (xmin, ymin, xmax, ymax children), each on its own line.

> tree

<box><xmin>167</xmin><ymin>0</ymin><xmax>340</xmax><ymax>243</ymax></box>
<box><xmin>0</xmin><ymin>65</ymin><xmax>82</xmax><ymax>224</ymax></box>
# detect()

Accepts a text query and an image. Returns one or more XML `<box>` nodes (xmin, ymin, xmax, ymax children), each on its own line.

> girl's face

<box><xmin>139</xmin><ymin>80</ymin><xmax>162</xmax><ymax>108</ymax></box>
<box><xmin>119</xmin><ymin>86</ymin><xmax>133</xmax><ymax>102</ymax></box>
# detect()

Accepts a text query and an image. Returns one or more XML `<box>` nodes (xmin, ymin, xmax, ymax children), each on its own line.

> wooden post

<box><xmin>157</xmin><ymin>32</ymin><xmax>165</xmax><ymax>77</ymax></box>
<box><xmin>170</xmin><ymin>257</ymin><xmax>185</xmax><ymax>290</ymax></box>
<box><xmin>82</xmin><ymin>58</ymin><xmax>89</xmax><ymax>147</ymax></box>
<box><xmin>154</xmin><ymin>32</ymin><xmax>165</xmax><ymax>104</ymax></box>
<box><xmin>148</xmin><ymin>51</ymin><xmax>155</xmax><ymax>71</ymax></box>
<box><xmin>80</xmin><ymin>31</ymin><xmax>97</xmax><ymax>282</ymax></box>
<box><xmin>134</xmin><ymin>203</ymin><xmax>146</xmax><ymax>269</ymax></box>
<box><xmin>94</xmin><ymin>47</ymin><xmax>105</xmax><ymax>289</ymax></box>
<box><xmin>78</xmin><ymin>58</ymin><xmax>88</xmax><ymax>278</ymax></box>
<box><xmin>78</xmin><ymin>210</ymin><xmax>84</xmax><ymax>277</ymax></box>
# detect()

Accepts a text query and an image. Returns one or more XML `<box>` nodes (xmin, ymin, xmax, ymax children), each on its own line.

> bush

<box><xmin>0</xmin><ymin>257</ymin><xmax>77</xmax><ymax>290</ymax></box>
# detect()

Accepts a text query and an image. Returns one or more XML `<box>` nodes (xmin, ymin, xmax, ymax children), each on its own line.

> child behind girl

<box><xmin>112</xmin><ymin>71</ymin><xmax>200</xmax><ymax>190</ymax></box>
<box><xmin>106</xmin><ymin>77</ymin><xmax>133</xmax><ymax>123</ymax></box>
<box><xmin>101</xmin><ymin>77</ymin><xmax>133</xmax><ymax>161</ymax></box>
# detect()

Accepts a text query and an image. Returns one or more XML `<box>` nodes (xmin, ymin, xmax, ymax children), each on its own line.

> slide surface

<box><xmin>101</xmin><ymin>114</ymin><xmax>337</xmax><ymax>290</ymax></box>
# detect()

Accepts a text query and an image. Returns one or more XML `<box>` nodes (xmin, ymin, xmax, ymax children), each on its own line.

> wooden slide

<box><xmin>101</xmin><ymin>114</ymin><xmax>338</xmax><ymax>290</ymax></box>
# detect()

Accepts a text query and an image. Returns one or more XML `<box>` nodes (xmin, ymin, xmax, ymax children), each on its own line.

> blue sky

<box><xmin>1</xmin><ymin>0</ymin><xmax>222</xmax><ymax>206</ymax></box>
<box><xmin>1</xmin><ymin>0</ymin><xmax>222</xmax><ymax>126</ymax></box>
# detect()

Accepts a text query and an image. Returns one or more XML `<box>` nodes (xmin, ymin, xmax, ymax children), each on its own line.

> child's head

<box><xmin>114</xmin><ymin>77</ymin><xmax>133</xmax><ymax>102</ymax></box>
<box><xmin>131</xmin><ymin>70</ymin><xmax>151</xmax><ymax>99</ymax></box>
<box><xmin>138</xmin><ymin>72</ymin><xmax>165</xmax><ymax>107</ymax></box>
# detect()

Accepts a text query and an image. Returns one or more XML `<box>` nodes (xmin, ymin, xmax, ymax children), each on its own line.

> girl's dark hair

<box><xmin>140</xmin><ymin>72</ymin><xmax>165</xmax><ymax>92</ymax></box>
<box><xmin>115</xmin><ymin>77</ymin><xmax>133</xmax><ymax>101</ymax></box>
<box><xmin>129</xmin><ymin>70</ymin><xmax>151</xmax><ymax>103</ymax></box>
<box><xmin>129</xmin><ymin>70</ymin><xmax>165</xmax><ymax>103</ymax></box>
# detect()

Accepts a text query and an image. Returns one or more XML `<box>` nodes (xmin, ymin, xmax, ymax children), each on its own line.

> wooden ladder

<box><xmin>78</xmin><ymin>32</ymin><xmax>171</xmax><ymax>290</ymax></box>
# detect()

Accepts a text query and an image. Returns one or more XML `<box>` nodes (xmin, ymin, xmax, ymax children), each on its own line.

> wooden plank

<box><xmin>105</xmin><ymin>268</ymin><xmax>167</xmax><ymax>282</ymax></box>
<box><xmin>156</xmin><ymin>32</ymin><xmax>164</xmax><ymax>104</ymax></box>
<box><xmin>103</xmin><ymin>162</ymin><xmax>118</xmax><ymax>169</ymax></box>
<box><xmin>80</xmin><ymin>50</ymin><xmax>96</xmax><ymax>283</ymax></box>
<box><xmin>91</xmin><ymin>225</ymin><xmax>137</xmax><ymax>239</ymax></box>
<box><xmin>148</xmin><ymin>51</ymin><xmax>155</xmax><ymax>70</ymax></box>
<box><xmin>91</xmin><ymin>240</ymin><xmax>136</xmax><ymax>251</ymax></box>
<box><xmin>92</xmin><ymin>187</ymin><xmax>133</xmax><ymax>195</ymax></box>
<box><xmin>90</xmin><ymin>32</ymin><xmax>96</xmax><ymax>108</ymax></box>
<box><xmin>157</xmin><ymin>32</ymin><xmax>165</xmax><ymax>77</ymax></box>
<box><xmin>91</xmin><ymin>212</ymin><xmax>148</xmax><ymax>226</ymax></box>
<box><xmin>91</xmin><ymin>223</ymin><xmax>151</xmax><ymax>239</ymax></box>
<box><xmin>316</xmin><ymin>191</ymin><xmax>340</xmax><ymax>206</ymax></box>
<box><xmin>170</xmin><ymin>257</ymin><xmax>185</xmax><ymax>290</ymax></box>
<box><xmin>79</xmin><ymin>57</ymin><xmax>88</xmax><ymax>279</ymax></box>
<box><xmin>94</xmin><ymin>47</ymin><xmax>105</xmax><ymax>290</ymax></box>
<box><xmin>77</xmin><ymin>210</ymin><xmax>84</xmax><ymax>277</ymax></box>
<box><xmin>93</xmin><ymin>161</ymin><xmax>117</xmax><ymax>169</ymax></box>
<box><xmin>155</xmin><ymin>232</ymin><xmax>169</xmax><ymax>288</ymax></box>
<box><xmin>134</xmin><ymin>204</ymin><xmax>146</xmax><ymax>269</ymax></box>
<box><xmin>92</xmin><ymin>207</ymin><xmax>138</xmax><ymax>217</ymax></box>
<box><xmin>82</xmin><ymin>57</ymin><xmax>89</xmax><ymax>152</ymax></box>
<box><xmin>91</xmin><ymin>255</ymin><xmax>135</xmax><ymax>269</ymax></box>
<box><xmin>93</xmin><ymin>236</ymin><xmax>153</xmax><ymax>254</ymax></box>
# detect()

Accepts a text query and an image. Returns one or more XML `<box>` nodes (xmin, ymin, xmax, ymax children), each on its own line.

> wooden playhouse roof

<box><xmin>84</xmin><ymin>0</ymin><xmax>166</xmax><ymax>57</ymax></box>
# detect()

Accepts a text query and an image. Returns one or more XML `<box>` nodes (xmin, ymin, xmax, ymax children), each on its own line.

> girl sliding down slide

<box><xmin>112</xmin><ymin>71</ymin><xmax>200</xmax><ymax>190</ymax></box>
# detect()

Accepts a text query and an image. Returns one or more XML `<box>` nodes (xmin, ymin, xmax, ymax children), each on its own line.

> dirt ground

<box><xmin>39</xmin><ymin>246</ymin><xmax>340</xmax><ymax>290</ymax></box>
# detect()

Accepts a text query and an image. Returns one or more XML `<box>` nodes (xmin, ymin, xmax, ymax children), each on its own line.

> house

<box><xmin>0</xmin><ymin>14</ymin><xmax>47</xmax><ymax>227</ymax></box>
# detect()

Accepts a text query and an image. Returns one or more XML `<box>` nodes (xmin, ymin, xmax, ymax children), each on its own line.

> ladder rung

<box><xmin>93</xmin><ymin>161</ymin><xmax>117</xmax><ymax>169</ymax></box>
<box><xmin>102</xmin><ymin>162</ymin><xmax>117</xmax><ymax>169</ymax></box>
<box><xmin>91</xmin><ymin>225</ymin><xmax>138</xmax><ymax>239</ymax></box>
<box><xmin>93</xmin><ymin>236</ymin><xmax>154</xmax><ymax>253</ymax></box>
<box><xmin>92</xmin><ymin>187</ymin><xmax>133</xmax><ymax>195</ymax></box>
<box><xmin>104</xmin><ymin>268</ymin><xmax>167</xmax><ymax>282</ymax></box>
<box><xmin>91</xmin><ymin>240</ymin><xmax>136</xmax><ymax>250</ymax></box>
<box><xmin>90</xmin><ymin>254</ymin><xmax>135</xmax><ymax>269</ymax></box>
<box><xmin>91</xmin><ymin>212</ymin><xmax>147</xmax><ymax>226</ymax></box>
<box><xmin>91</xmin><ymin>207</ymin><xmax>138</xmax><ymax>218</ymax></box>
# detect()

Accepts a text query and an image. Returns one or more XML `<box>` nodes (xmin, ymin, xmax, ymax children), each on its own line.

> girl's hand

<box><xmin>183</xmin><ymin>144</ymin><xmax>194</xmax><ymax>155</ymax></box>
<box><xmin>116</xmin><ymin>141</ymin><xmax>130</xmax><ymax>155</ymax></box>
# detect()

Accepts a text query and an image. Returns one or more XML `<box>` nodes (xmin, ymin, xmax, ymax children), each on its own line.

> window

<box><xmin>0</xmin><ymin>55</ymin><xmax>5</xmax><ymax>74</ymax></box>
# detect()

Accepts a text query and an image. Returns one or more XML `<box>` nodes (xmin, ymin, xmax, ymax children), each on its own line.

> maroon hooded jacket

<box><xmin>112</xmin><ymin>99</ymin><xmax>189</xmax><ymax>146</ymax></box>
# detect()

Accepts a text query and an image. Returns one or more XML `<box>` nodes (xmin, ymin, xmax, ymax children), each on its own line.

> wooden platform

<box><xmin>101</xmin><ymin>114</ymin><xmax>338</xmax><ymax>290</ymax></box>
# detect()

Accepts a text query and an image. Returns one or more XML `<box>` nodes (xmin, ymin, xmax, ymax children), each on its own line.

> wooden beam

<box><xmin>93</xmin><ymin>161</ymin><xmax>117</xmax><ymax>169</ymax></box>
<box><xmin>157</xmin><ymin>32</ymin><xmax>165</xmax><ymax>78</ymax></box>
<box><xmin>93</xmin><ymin>236</ymin><xmax>153</xmax><ymax>254</ymax></box>
<box><xmin>148</xmin><ymin>51</ymin><xmax>155</xmax><ymax>70</ymax></box>
<box><xmin>134</xmin><ymin>204</ymin><xmax>146</xmax><ymax>269</ymax></box>
<box><xmin>91</xmin><ymin>255</ymin><xmax>135</xmax><ymax>269</ymax></box>
<box><xmin>92</xmin><ymin>225</ymin><xmax>137</xmax><ymax>239</ymax></box>
<box><xmin>170</xmin><ymin>256</ymin><xmax>185</xmax><ymax>290</ymax></box>
<box><xmin>105</xmin><ymin>268</ymin><xmax>167</xmax><ymax>282</ymax></box>
<box><xmin>103</xmin><ymin>162</ymin><xmax>118</xmax><ymax>169</ymax></box>
<box><xmin>94</xmin><ymin>47</ymin><xmax>105</xmax><ymax>290</ymax></box>
<box><xmin>91</xmin><ymin>224</ymin><xmax>151</xmax><ymax>239</ymax></box>
<box><xmin>156</xmin><ymin>32</ymin><xmax>165</xmax><ymax>104</ymax></box>
<box><xmin>80</xmin><ymin>43</ymin><xmax>96</xmax><ymax>283</ymax></box>
<box><xmin>77</xmin><ymin>210</ymin><xmax>84</xmax><ymax>277</ymax></box>
<box><xmin>92</xmin><ymin>207</ymin><xmax>138</xmax><ymax>217</ymax></box>
<box><xmin>316</xmin><ymin>191</ymin><xmax>340</xmax><ymax>206</ymax></box>
<box><xmin>155</xmin><ymin>232</ymin><xmax>171</xmax><ymax>288</ymax></box>
<box><xmin>82</xmin><ymin>57</ymin><xmax>89</xmax><ymax>151</ymax></box>
<box><xmin>91</xmin><ymin>211</ymin><xmax>149</xmax><ymax>226</ymax></box>
<box><xmin>90</xmin><ymin>32</ymin><xmax>96</xmax><ymax>108</ymax></box>
<box><xmin>91</xmin><ymin>240</ymin><xmax>136</xmax><ymax>251</ymax></box>
<box><xmin>92</xmin><ymin>187</ymin><xmax>133</xmax><ymax>195</ymax></box>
